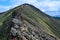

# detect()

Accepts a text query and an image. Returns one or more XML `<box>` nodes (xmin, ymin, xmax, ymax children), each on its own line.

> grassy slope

<box><xmin>20</xmin><ymin>4</ymin><xmax>60</xmax><ymax>39</ymax></box>
<box><xmin>0</xmin><ymin>4</ymin><xmax>60</xmax><ymax>40</ymax></box>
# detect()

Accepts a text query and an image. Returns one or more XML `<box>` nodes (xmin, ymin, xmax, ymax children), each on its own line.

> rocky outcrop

<box><xmin>2</xmin><ymin>11</ymin><xmax>56</xmax><ymax>40</ymax></box>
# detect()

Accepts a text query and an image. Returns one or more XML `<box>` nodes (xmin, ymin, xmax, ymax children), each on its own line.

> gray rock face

<box><xmin>10</xmin><ymin>27</ymin><xmax>17</xmax><ymax>36</ymax></box>
<box><xmin>3</xmin><ymin>12</ymin><xmax>57</xmax><ymax>40</ymax></box>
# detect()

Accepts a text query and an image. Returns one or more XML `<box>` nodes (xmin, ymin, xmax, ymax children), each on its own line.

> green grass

<box><xmin>0</xmin><ymin>4</ymin><xmax>60</xmax><ymax>40</ymax></box>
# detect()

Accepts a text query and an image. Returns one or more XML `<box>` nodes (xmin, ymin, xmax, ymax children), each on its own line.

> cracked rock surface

<box><xmin>3</xmin><ymin>11</ymin><xmax>57</xmax><ymax>40</ymax></box>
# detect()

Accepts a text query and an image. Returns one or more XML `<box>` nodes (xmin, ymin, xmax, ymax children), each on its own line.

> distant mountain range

<box><xmin>55</xmin><ymin>15</ymin><xmax>60</xmax><ymax>17</ymax></box>
<box><xmin>0</xmin><ymin>4</ymin><xmax>60</xmax><ymax>40</ymax></box>
<box><xmin>54</xmin><ymin>15</ymin><xmax>60</xmax><ymax>19</ymax></box>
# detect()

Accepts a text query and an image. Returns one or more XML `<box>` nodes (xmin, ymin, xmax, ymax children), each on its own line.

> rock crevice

<box><xmin>3</xmin><ymin>11</ymin><xmax>57</xmax><ymax>40</ymax></box>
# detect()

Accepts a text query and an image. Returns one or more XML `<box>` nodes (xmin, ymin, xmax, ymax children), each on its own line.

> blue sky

<box><xmin>0</xmin><ymin>0</ymin><xmax>60</xmax><ymax>16</ymax></box>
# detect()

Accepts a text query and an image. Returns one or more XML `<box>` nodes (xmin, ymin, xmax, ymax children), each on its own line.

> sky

<box><xmin>0</xmin><ymin>0</ymin><xmax>60</xmax><ymax>16</ymax></box>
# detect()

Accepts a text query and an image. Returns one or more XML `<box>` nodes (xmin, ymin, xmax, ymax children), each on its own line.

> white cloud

<box><xmin>0</xmin><ymin>5</ymin><xmax>18</xmax><ymax>12</ymax></box>
<box><xmin>9</xmin><ymin>0</ymin><xmax>60</xmax><ymax>12</ymax></box>
<box><xmin>40</xmin><ymin>1</ymin><xmax>60</xmax><ymax>11</ymax></box>
<box><xmin>0</xmin><ymin>0</ymin><xmax>60</xmax><ymax>14</ymax></box>
<box><xmin>0</xmin><ymin>6</ymin><xmax>10</xmax><ymax>12</ymax></box>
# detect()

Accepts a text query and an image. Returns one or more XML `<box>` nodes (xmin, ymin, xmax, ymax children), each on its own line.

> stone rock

<box><xmin>14</xmin><ymin>24</ymin><xmax>19</xmax><ymax>29</ymax></box>
<box><xmin>4</xmin><ymin>12</ymin><xmax>57</xmax><ymax>40</ymax></box>
<box><xmin>10</xmin><ymin>27</ymin><xmax>17</xmax><ymax>36</ymax></box>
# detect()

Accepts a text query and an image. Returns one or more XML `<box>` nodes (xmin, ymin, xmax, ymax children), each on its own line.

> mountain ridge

<box><xmin>0</xmin><ymin>4</ymin><xmax>60</xmax><ymax>40</ymax></box>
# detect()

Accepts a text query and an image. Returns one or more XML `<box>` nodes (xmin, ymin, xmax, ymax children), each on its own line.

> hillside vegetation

<box><xmin>0</xmin><ymin>4</ymin><xmax>60</xmax><ymax>40</ymax></box>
